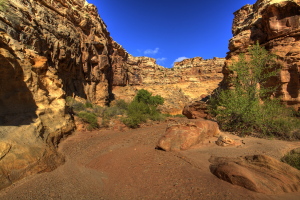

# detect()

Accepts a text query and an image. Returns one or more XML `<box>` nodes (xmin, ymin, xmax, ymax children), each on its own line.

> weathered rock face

<box><xmin>209</xmin><ymin>155</ymin><xmax>300</xmax><ymax>194</ymax></box>
<box><xmin>0</xmin><ymin>0</ymin><xmax>224</xmax><ymax>188</ymax></box>
<box><xmin>157</xmin><ymin>119</ymin><xmax>220</xmax><ymax>151</ymax></box>
<box><xmin>0</xmin><ymin>0</ymin><xmax>124</xmax><ymax>189</ymax></box>
<box><xmin>223</xmin><ymin>0</ymin><xmax>300</xmax><ymax>110</ymax></box>
<box><xmin>182</xmin><ymin>99</ymin><xmax>211</xmax><ymax>119</ymax></box>
<box><xmin>173</xmin><ymin>57</ymin><xmax>224</xmax><ymax>82</ymax></box>
<box><xmin>113</xmin><ymin>57</ymin><xmax>225</xmax><ymax>114</ymax></box>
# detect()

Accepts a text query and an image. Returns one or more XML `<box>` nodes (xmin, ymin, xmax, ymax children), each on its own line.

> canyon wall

<box><xmin>0</xmin><ymin>0</ymin><xmax>129</xmax><ymax>189</ymax></box>
<box><xmin>113</xmin><ymin>56</ymin><xmax>224</xmax><ymax>114</ymax></box>
<box><xmin>0</xmin><ymin>0</ymin><xmax>224</xmax><ymax>188</ymax></box>
<box><xmin>223</xmin><ymin>0</ymin><xmax>300</xmax><ymax>110</ymax></box>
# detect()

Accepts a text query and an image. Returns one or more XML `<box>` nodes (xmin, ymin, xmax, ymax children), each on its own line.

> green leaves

<box><xmin>229</xmin><ymin>42</ymin><xmax>279</xmax><ymax>100</ymax></box>
<box><xmin>122</xmin><ymin>89</ymin><xmax>165</xmax><ymax>128</ymax></box>
<box><xmin>134</xmin><ymin>89</ymin><xmax>164</xmax><ymax>106</ymax></box>
<box><xmin>210</xmin><ymin>43</ymin><xmax>300</xmax><ymax>138</ymax></box>
<box><xmin>0</xmin><ymin>0</ymin><xmax>7</xmax><ymax>11</ymax></box>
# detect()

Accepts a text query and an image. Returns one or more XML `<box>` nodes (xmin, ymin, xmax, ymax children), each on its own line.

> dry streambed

<box><xmin>0</xmin><ymin>122</ymin><xmax>299</xmax><ymax>200</ymax></box>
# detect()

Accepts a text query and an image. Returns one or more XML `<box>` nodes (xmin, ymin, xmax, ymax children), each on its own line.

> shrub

<box><xmin>133</xmin><ymin>89</ymin><xmax>164</xmax><ymax>106</ymax></box>
<box><xmin>66</xmin><ymin>96</ymin><xmax>86</xmax><ymax>112</ymax></box>
<box><xmin>85</xmin><ymin>101</ymin><xmax>93</xmax><ymax>108</ymax></box>
<box><xmin>209</xmin><ymin>43</ymin><xmax>300</xmax><ymax>138</ymax></box>
<box><xmin>77</xmin><ymin>111</ymin><xmax>99</xmax><ymax>130</ymax></box>
<box><xmin>114</xmin><ymin>99</ymin><xmax>129</xmax><ymax>111</ymax></box>
<box><xmin>149</xmin><ymin>111</ymin><xmax>165</xmax><ymax>121</ymax></box>
<box><xmin>93</xmin><ymin>105</ymin><xmax>104</xmax><ymax>116</ymax></box>
<box><xmin>0</xmin><ymin>0</ymin><xmax>7</xmax><ymax>11</ymax></box>
<box><xmin>281</xmin><ymin>150</ymin><xmax>300</xmax><ymax>170</ymax></box>
<box><xmin>96</xmin><ymin>100</ymin><xmax>129</xmax><ymax>127</ymax></box>
<box><xmin>122</xmin><ymin>90</ymin><xmax>164</xmax><ymax>128</ymax></box>
<box><xmin>122</xmin><ymin>114</ymin><xmax>147</xmax><ymax>128</ymax></box>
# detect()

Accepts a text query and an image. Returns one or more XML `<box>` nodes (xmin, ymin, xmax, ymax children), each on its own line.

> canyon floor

<box><xmin>0</xmin><ymin>120</ymin><xmax>300</xmax><ymax>200</ymax></box>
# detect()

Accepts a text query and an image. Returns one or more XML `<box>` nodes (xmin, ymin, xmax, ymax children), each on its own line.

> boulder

<box><xmin>157</xmin><ymin>119</ymin><xmax>220</xmax><ymax>151</ymax></box>
<box><xmin>209</xmin><ymin>155</ymin><xmax>300</xmax><ymax>194</ymax></box>
<box><xmin>182</xmin><ymin>100</ymin><xmax>211</xmax><ymax>119</ymax></box>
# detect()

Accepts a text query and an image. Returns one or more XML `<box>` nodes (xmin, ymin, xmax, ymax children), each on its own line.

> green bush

<box><xmin>66</xmin><ymin>96</ymin><xmax>86</xmax><ymax>112</ymax></box>
<box><xmin>93</xmin><ymin>105</ymin><xmax>104</xmax><ymax>116</ymax></box>
<box><xmin>66</xmin><ymin>92</ymin><xmax>164</xmax><ymax>129</ymax></box>
<box><xmin>0</xmin><ymin>0</ymin><xmax>7</xmax><ymax>11</ymax></box>
<box><xmin>133</xmin><ymin>89</ymin><xmax>164</xmax><ymax>106</ymax></box>
<box><xmin>122</xmin><ymin>90</ymin><xmax>164</xmax><ymax>128</ymax></box>
<box><xmin>114</xmin><ymin>99</ymin><xmax>129</xmax><ymax>111</ymax></box>
<box><xmin>281</xmin><ymin>150</ymin><xmax>300</xmax><ymax>170</ymax></box>
<box><xmin>209</xmin><ymin>43</ymin><xmax>300</xmax><ymax>138</ymax></box>
<box><xmin>122</xmin><ymin>113</ymin><xmax>147</xmax><ymax>128</ymax></box>
<box><xmin>122</xmin><ymin>101</ymin><xmax>148</xmax><ymax>128</ymax></box>
<box><xmin>77</xmin><ymin>111</ymin><xmax>99</xmax><ymax>130</ymax></box>
<box><xmin>95</xmin><ymin>99</ymin><xmax>129</xmax><ymax>127</ymax></box>
<box><xmin>85</xmin><ymin>101</ymin><xmax>93</xmax><ymax>108</ymax></box>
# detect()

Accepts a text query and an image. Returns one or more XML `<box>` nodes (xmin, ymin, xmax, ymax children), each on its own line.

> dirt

<box><xmin>0</xmin><ymin>120</ymin><xmax>300</xmax><ymax>200</ymax></box>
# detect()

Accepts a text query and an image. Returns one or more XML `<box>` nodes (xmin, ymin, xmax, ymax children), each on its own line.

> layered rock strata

<box><xmin>113</xmin><ymin>57</ymin><xmax>225</xmax><ymax>114</ymax></box>
<box><xmin>223</xmin><ymin>0</ymin><xmax>300</xmax><ymax>110</ymax></box>
<box><xmin>0</xmin><ymin>0</ymin><xmax>123</xmax><ymax>189</ymax></box>
<box><xmin>0</xmin><ymin>0</ymin><xmax>224</xmax><ymax>188</ymax></box>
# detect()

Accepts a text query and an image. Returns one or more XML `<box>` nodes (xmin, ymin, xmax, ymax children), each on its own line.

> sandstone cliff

<box><xmin>0</xmin><ymin>0</ymin><xmax>224</xmax><ymax>188</ymax></box>
<box><xmin>0</xmin><ymin>0</ymin><xmax>127</xmax><ymax>189</ymax></box>
<box><xmin>223</xmin><ymin>0</ymin><xmax>300</xmax><ymax>110</ymax></box>
<box><xmin>113</xmin><ymin>57</ymin><xmax>224</xmax><ymax>115</ymax></box>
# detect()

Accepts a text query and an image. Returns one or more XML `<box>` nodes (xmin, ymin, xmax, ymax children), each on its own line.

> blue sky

<box><xmin>88</xmin><ymin>0</ymin><xmax>257</xmax><ymax>68</ymax></box>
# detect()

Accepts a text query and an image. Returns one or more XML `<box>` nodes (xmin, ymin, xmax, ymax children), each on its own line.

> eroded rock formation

<box><xmin>209</xmin><ymin>155</ymin><xmax>300</xmax><ymax>194</ymax></box>
<box><xmin>0</xmin><ymin>0</ymin><xmax>124</xmax><ymax>189</ymax></box>
<box><xmin>113</xmin><ymin>57</ymin><xmax>225</xmax><ymax>114</ymax></box>
<box><xmin>182</xmin><ymin>99</ymin><xmax>211</xmax><ymax>119</ymax></box>
<box><xmin>0</xmin><ymin>0</ymin><xmax>224</xmax><ymax>188</ymax></box>
<box><xmin>157</xmin><ymin>119</ymin><xmax>220</xmax><ymax>151</ymax></box>
<box><xmin>223</xmin><ymin>0</ymin><xmax>300</xmax><ymax>110</ymax></box>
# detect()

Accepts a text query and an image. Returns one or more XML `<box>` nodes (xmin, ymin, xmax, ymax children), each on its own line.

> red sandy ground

<box><xmin>0</xmin><ymin>121</ymin><xmax>299</xmax><ymax>200</ymax></box>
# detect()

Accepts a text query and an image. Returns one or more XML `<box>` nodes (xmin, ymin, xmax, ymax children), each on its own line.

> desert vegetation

<box><xmin>0</xmin><ymin>0</ymin><xmax>5</xmax><ymax>9</ymax></box>
<box><xmin>281</xmin><ymin>149</ymin><xmax>300</xmax><ymax>170</ymax></box>
<box><xmin>66</xmin><ymin>89</ymin><xmax>166</xmax><ymax>130</ymax></box>
<box><xmin>209</xmin><ymin>43</ymin><xmax>300</xmax><ymax>139</ymax></box>
<box><xmin>122</xmin><ymin>89</ymin><xmax>165</xmax><ymax>128</ymax></box>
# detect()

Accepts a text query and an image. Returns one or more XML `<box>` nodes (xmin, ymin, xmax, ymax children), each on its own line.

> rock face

<box><xmin>182</xmin><ymin>99</ymin><xmax>211</xmax><ymax>119</ymax></box>
<box><xmin>209</xmin><ymin>155</ymin><xmax>300</xmax><ymax>194</ymax></box>
<box><xmin>0</xmin><ymin>0</ymin><xmax>224</xmax><ymax>188</ymax></box>
<box><xmin>157</xmin><ymin>119</ymin><xmax>220</xmax><ymax>151</ymax></box>
<box><xmin>0</xmin><ymin>0</ymin><xmax>122</xmax><ymax>189</ymax></box>
<box><xmin>223</xmin><ymin>0</ymin><xmax>300</xmax><ymax>110</ymax></box>
<box><xmin>113</xmin><ymin>57</ymin><xmax>225</xmax><ymax>114</ymax></box>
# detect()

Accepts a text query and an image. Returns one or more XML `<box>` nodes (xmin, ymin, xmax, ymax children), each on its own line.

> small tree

<box><xmin>123</xmin><ymin>89</ymin><xmax>165</xmax><ymax>128</ymax></box>
<box><xmin>133</xmin><ymin>89</ymin><xmax>164</xmax><ymax>106</ymax></box>
<box><xmin>210</xmin><ymin>43</ymin><xmax>300</xmax><ymax>138</ymax></box>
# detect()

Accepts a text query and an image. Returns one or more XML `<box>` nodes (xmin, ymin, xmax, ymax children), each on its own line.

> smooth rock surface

<box><xmin>209</xmin><ymin>154</ymin><xmax>300</xmax><ymax>194</ymax></box>
<box><xmin>157</xmin><ymin>119</ymin><xmax>220</xmax><ymax>151</ymax></box>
